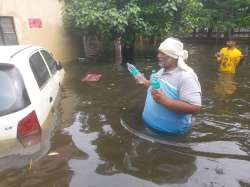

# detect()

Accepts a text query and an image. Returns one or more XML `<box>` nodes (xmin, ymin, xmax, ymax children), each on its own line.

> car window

<box><xmin>0</xmin><ymin>64</ymin><xmax>30</xmax><ymax>116</ymax></box>
<box><xmin>40</xmin><ymin>50</ymin><xmax>57</xmax><ymax>75</ymax></box>
<box><xmin>29</xmin><ymin>52</ymin><xmax>50</xmax><ymax>89</ymax></box>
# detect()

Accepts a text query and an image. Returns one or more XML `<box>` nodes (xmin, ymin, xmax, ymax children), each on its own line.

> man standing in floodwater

<box><xmin>214</xmin><ymin>37</ymin><xmax>244</xmax><ymax>97</ymax></box>
<box><xmin>215</xmin><ymin>37</ymin><xmax>244</xmax><ymax>74</ymax></box>
<box><xmin>138</xmin><ymin>37</ymin><xmax>202</xmax><ymax>134</ymax></box>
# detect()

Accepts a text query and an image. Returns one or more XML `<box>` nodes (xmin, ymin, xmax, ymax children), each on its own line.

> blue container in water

<box><xmin>143</xmin><ymin>72</ymin><xmax>192</xmax><ymax>134</ymax></box>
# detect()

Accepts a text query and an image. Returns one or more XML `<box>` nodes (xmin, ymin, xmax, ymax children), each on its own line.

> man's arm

<box><xmin>215</xmin><ymin>52</ymin><xmax>223</xmax><ymax>63</ymax></box>
<box><xmin>151</xmin><ymin>89</ymin><xmax>201</xmax><ymax>114</ymax></box>
<box><xmin>152</xmin><ymin>72</ymin><xmax>202</xmax><ymax>114</ymax></box>
<box><xmin>215</xmin><ymin>48</ymin><xmax>226</xmax><ymax>63</ymax></box>
<box><xmin>135</xmin><ymin>74</ymin><xmax>150</xmax><ymax>87</ymax></box>
<box><xmin>237</xmin><ymin>49</ymin><xmax>245</xmax><ymax>65</ymax></box>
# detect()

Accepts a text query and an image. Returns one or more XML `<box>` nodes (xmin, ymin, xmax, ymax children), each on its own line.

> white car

<box><xmin>0</xmin><ymin>45</ymin><xmax>64</xmax><ymax>146</ymax></box>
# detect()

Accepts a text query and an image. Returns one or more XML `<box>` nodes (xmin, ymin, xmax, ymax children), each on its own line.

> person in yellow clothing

<box><xmin>216</xmin><ymin>38</ymin><xmax>243</xmax><ymax>74</ymax></box>
<box><xmin>214</xmin><ymin>38</ymin><xmax>244</xmax><ymax>98</ymax></box>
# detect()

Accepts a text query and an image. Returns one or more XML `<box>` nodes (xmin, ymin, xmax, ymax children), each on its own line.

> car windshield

<box><xmin>0</xmin><ymin>64</ymin><xmax>30</xmax><ymax>116</ymax></box>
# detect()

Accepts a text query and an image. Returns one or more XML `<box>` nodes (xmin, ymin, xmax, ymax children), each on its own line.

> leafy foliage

<box><xmin>63</xmin><ymin>0</ymin><xmax>250</xmax><ymax>43</ymax></box>
<box><xmin>63</xmin><ymin>0</ymin><xmax>203</xmax><ymax>43</ymax></box>
<box><xmin>63</xmin><ymin>0</ymin><xmax>145</xmax><ymax>41</ymax></box>
<box><xmin>197</xmin><ymin>0</ymin><xmax>250</xmax><ymax>32</ymax></box>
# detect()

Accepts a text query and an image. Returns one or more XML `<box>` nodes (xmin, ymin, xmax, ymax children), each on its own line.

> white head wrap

<box><xmin>158</xmin><ymin>37</ymin><xmax>191</xmax><ymax>71</ymax></box>
<box><xmin>158</xmin><ymin>37</ymin><xmax>200</xmax><ymax>88</ymax></box>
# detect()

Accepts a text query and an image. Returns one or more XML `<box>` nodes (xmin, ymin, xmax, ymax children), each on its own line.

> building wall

<box><xmin>0</xmin><ymin>0</ymin><xmax>81</xmax><ymax>63</ymax></box>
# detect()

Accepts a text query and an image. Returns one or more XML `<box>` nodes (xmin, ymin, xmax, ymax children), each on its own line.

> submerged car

<box><xmin>0</xmin><ymin>45</ymin><xmax>64</xmax><ymax>146</ymax></box>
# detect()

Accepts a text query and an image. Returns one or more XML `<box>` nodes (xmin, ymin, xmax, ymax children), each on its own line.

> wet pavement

<box><xmin>0</xmin><ymin>42</ymin><xmax>250</xmax><ymax>186</ymax></box>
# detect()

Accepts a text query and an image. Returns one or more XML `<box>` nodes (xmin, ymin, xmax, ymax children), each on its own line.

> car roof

<box><xmin>0</xmin><ymin>45</ymin><xmax>42</xmax><ymax>63</ymax></box>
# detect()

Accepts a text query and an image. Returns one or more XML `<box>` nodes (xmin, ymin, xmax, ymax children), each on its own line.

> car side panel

<box><xmin>14</xmin><ymin>49</ymin><xmax>55</xmax><ymax>127</ymax></box>
<box><xmin>0</xmin><ymin>106</ymin><xmax>33</xmax><ymax>140</ymax></box>
<box><xmin>0</xmin><ymin>46</ymin><xmax>64</xmax><ymax>141</ymax></box>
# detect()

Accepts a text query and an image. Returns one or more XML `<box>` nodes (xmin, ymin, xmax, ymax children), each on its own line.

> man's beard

<box><xmin>158</xmin><ymin>61</ymin><xmax>166</xmax><ymax>68</ymax></box>
<box><xmin>158</xmin><ymin>59</ymin><xmax>173</xmax><ymax>68</ymax></box>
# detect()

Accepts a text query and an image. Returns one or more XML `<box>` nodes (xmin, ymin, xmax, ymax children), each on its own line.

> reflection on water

<box><xmin>214</xmin><ymin>73</ymin><xmax>237</xmax><ymax>98</ymax></box>
<box><xmin>0</xmin><ymin>42</ymin><xmax>250</xmax><ymax>186</ymax></box>
<box><xmin>66</xmin><ymin>112</ymin><xmax>196</xmax><ymax>186</ymax></box>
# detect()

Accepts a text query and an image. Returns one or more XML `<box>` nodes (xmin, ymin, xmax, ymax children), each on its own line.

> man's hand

<box><xmin>151</xmin><ymin>89</ymin><xmax>166</xmax><ymax>104</ymax></box>
<box><xmin>135</xmin><ymin>74</ymin><xmax>150</xmax><ymax>87</ymax></box>
<box><xmin>215</xmin><ymin>52</ymin><xmax>222</xmax><ymax>63</ymax></box>
<box><xmin>241</xmin><ymin>54</ymin><xmax>247</xmax><ymax>60</ymax></box>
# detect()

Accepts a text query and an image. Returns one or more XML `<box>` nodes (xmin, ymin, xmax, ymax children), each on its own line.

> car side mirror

<box><xmin>56</xmin><ymin>60</ymin><xmax>62</xmax><ymax>70</ymax></box>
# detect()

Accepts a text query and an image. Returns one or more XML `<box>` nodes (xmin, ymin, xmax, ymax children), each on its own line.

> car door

<box><xmin>29</xmin><ymin>51</ymin><xmax>54</xmax><ymax>125</ymax></box>
<box><xmin>40</xmin><ymin>50</ymin><xmax>64</xmax><ymax>98</ymax></box>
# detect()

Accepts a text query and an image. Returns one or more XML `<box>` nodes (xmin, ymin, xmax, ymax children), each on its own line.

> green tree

<box><xmin>198</xmin><ymin>0</ymin><xmax>250</xmax><ymax>38</ymax></box>
<box><xmin>63</xmin><ymin>0</ymin><xmax>203</xmax><ymax>62</ymax></box>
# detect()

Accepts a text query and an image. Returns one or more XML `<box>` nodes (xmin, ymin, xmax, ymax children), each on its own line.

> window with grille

<box><xmin>0</xmin><ymin>17</ymin><xmax>18</xmax><ymax>45</ymax></box>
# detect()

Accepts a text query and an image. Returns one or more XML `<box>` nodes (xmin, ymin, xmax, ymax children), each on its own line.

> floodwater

<box><xmin>0</xmin><ymin>42</ymin><xmax>250</xmax><ymax>187</ymax></box>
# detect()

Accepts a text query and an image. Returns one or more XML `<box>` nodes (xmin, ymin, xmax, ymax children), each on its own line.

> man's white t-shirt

<box><xmin>157</xmin><ymin>67</ymin><xmax>202</xmax><ymax>106</ymax></box>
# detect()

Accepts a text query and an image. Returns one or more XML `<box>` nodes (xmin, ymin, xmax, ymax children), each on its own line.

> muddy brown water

<box><xmin>0</xmin><ymin>42</ymin><xmax>250</xmax><ymax>187</ymax></box>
